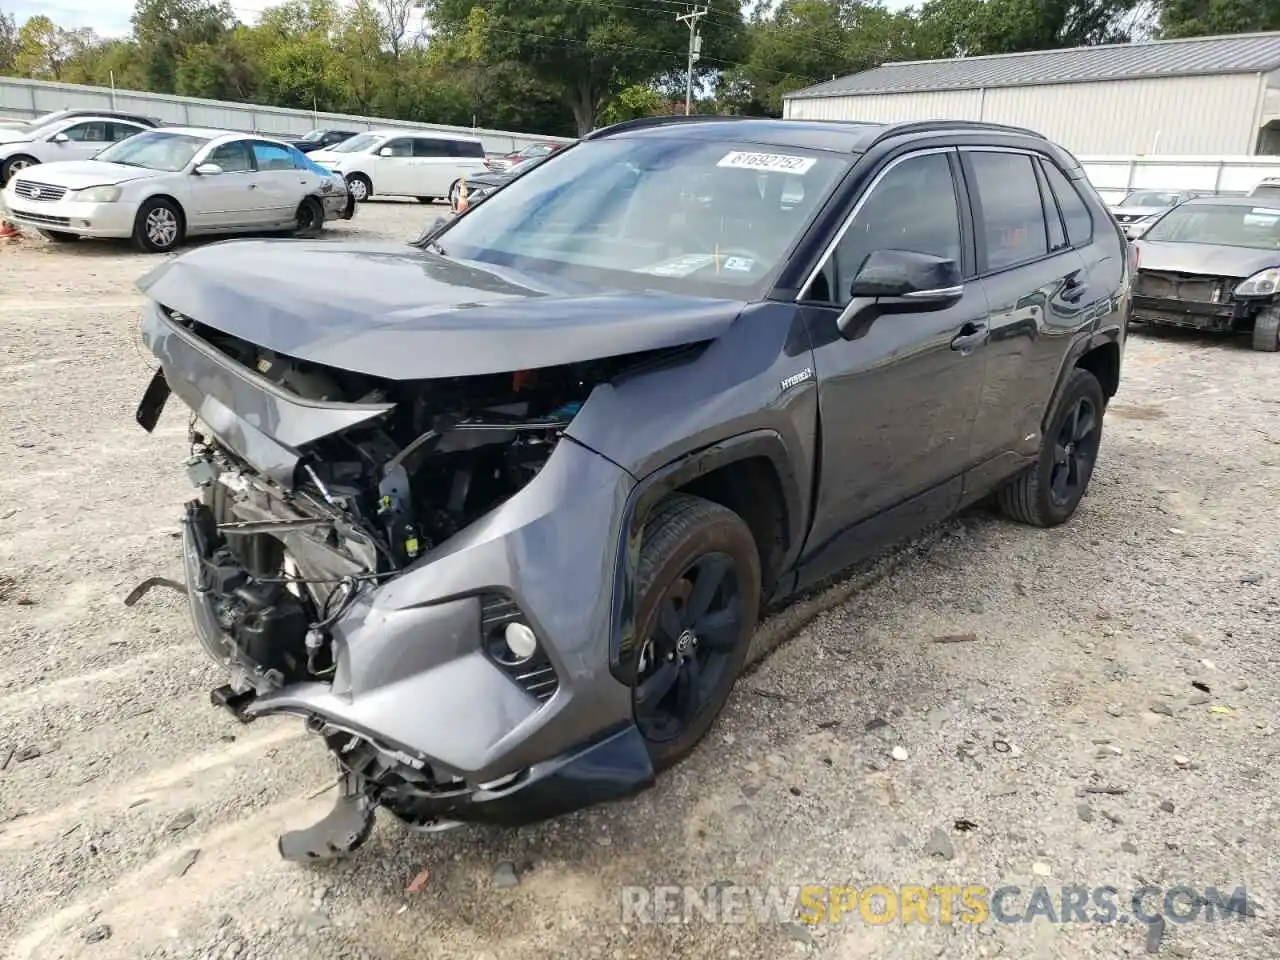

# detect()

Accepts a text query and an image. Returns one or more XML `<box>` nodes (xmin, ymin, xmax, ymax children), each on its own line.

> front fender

<box><xmin>604</xmin><ymin>428</ymin><xmax>809</xmax><ymax>684</ymax></box>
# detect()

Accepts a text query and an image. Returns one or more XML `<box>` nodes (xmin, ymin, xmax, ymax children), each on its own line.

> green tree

<box><xmin>428</xmin><ymin>0</ymin><xmax>746</xmax><ymax>134</ymax></box>
<box><xmin>600</xmin><ymin>83</ymin><xmax>667</xmax><ymax>124</ymax></box>
<box><xmin>730</xmin><ymin>0</ymin><xmax>919</xmax><ymax>115</ymax></box>
<box><xmin>131</xmin><ymin>0</ymin><xmax>235</xmax><ymax>92</ymax></box>
<box><xmin>0</xmin><ymin>8</ymin><xmax>17</xmax><ymax>74</ymax></box>
<box><xmin>61</xmin><ymin>38</ymin><xmax>149</xmax><ymax>89</ymax></box>
<box><xmin>1158</xmin><ymin>0</ymin><xmax>1280</xmax><ymax>37</ymax></box>
<box><xmin>14</xmin><ymin>15</ymin><xmax>74</xmax><ymax>79</ymax></box>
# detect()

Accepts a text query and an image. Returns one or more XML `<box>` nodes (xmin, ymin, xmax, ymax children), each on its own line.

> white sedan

<box><xmin>1</xmin><ymin>127</ymin><xmax>355</xmax><ymax>252</ymax></box>
<box><xmin>0</xmin><ymin>113</ymin><xmax>153</xmax><ymax>184</ymax></box>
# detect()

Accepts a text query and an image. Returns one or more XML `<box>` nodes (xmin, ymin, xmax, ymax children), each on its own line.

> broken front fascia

<box><xmin>141</xmin><ymin>299</ymin><xmax>654</xmax><ymax>807</ymax></box>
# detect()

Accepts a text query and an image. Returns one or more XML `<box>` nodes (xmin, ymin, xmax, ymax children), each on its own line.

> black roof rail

<box><xmin>864</xmin><ymin>119</ymin><xmax>1047</xmax><ymax>149</ymax></box>
<box><xmin>582</xmin><ymin>114</ymin><xmax>751</xmax><ymax>140</ymax></box>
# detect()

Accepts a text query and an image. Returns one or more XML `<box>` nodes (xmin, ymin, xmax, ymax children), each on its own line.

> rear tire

<box><xmin>415</xmin><ymin>196</ymin><xmax>435</xmax><ymax>204</ymax></box>
<box><xmin>133</xmin><ymin>197</ymin><xmax>184</xmax><ymax>253</ymax></box>
<box><xmin>294</xmin><ymin>196</ymin><xmax>324</xmax><ymax>238</ymax></box>
<box><xmin>629</xmin><ymin>494</ymin><xmax>760</xmax><ymax>771</ymax></box>
<box><xmin>998</xmin><ymin>368</ymin><xmax>1106</xmax><ymax>528</ymax></box>
<box><xmin>1252</xmin><ymin>305</ymin><xmax>1280</xmax><ymax>352</ymax></box>
<box><xmin>37</xmin><ymin>229</ymin><xmax>80</xmax><ymax>243</ymax></box>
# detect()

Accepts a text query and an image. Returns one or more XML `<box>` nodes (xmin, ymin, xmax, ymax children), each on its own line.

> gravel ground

<box><xmin>1</xmin><ymin>201</ymin><xmax>1277</xmax><ymax>960</ymax></box>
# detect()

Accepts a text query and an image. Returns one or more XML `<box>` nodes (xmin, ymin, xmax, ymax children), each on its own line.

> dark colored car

<box><xmin>448</xmin><ymin>153</ymin><xmax>550</xmax><ymax>212</ymax></box>
<box><xmin>132</xmin><ymin>116</ymin><xmax>1129</xmax><ymax>861</ymax></box>
<box><xmin>1132</xmin><ymin>195</ymin><xmax>1280</xmax><ymax>351</ymax></box>
<box><xmin>295</xmin><ymin>128</ymin><xmax>361</xmax><ymax>153</ymax></box>
<box><xmin>488</xmin><ymin>140</ymin><xmax>564</xmax><ymax>171</ymax></box>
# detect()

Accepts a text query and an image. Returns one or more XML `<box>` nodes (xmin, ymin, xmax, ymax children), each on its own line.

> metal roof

<box><xmin>787</xmin><ymin>31</ymin><xmax>1280</xmax><ymax>100</ymax></box>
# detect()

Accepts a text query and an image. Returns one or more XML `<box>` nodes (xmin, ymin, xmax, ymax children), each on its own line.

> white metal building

<box><xmin>783</xmin><ymin>32</ymin><xmax>1280</xmax><ymax>156</ymax></box>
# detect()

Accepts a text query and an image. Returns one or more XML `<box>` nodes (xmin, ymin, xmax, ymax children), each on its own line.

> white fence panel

<box><xmin>1079</xmin><ymin>154</ymin><xmax>1280</xmax><ymax>203</ymax></box>
<box><xmin>0</xmin><ymin>77</ymin><xmax>574</xmax><ymax>154</ymax></box>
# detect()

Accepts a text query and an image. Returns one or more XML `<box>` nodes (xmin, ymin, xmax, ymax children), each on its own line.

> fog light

<box><xmin>504</xmin><ymin>621</ymin><xmax>537</xmax><ymax>660</ymax></box>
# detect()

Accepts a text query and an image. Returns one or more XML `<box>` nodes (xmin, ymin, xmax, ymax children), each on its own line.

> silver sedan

<box><xmin>1</xmin><ymin>127</ymin><xmax>355</xmax><ymax>252</ymax></box>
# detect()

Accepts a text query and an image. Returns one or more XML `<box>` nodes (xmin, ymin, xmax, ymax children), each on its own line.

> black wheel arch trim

<box><xmin>606</xmin><ymin>429</ymin><xmax>805</xmax><ymax>684</ymax></box>
<box><xmin>1041</xmin><ymin>323</ymin><xmax>1124</xmax><ymax>435</ymax></box>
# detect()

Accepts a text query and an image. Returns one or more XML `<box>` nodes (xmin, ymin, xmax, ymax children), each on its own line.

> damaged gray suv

<box><xmin>134</xmin><ymin>116</ymin><xmax>1130</xmax><ymax>860</ymax></box>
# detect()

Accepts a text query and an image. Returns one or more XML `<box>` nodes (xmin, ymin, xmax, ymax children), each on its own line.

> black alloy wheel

<box><xmin>998</xmin><ymin>367</ymin><xmax>1106</xmax><ymax>527</ymax></box>
<box><xmin>1049</xmin><ymin>394</ymin><xmax>1100</xmax><ymax>507</ymax></box>
<box><xmin>634</xmin><ymin>551</ymin><xmax>742</xmax><ymax>743</ymax></box>
<box><xmin>630</xmin><ymin>494</ymin><xmax>761</xmax><ymax>769</ymax></box>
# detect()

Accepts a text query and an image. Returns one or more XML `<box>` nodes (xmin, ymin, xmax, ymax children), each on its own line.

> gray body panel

<box><xmin>137</xmin><ymin>116</ymin><xmax>1131</xmax><ymax>824</ymax></box>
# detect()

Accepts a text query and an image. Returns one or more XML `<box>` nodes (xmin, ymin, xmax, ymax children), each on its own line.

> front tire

<box><xmin>630</xmin><ymin>494</ymin><xmax>761</xmax><ymax>771</ymax></box>
<box><xmin>133</xmin><ymin>198</ymin><xmax>184</xmax><ymax>253</ymax></box>
<box><xmin>998</xmin><ymin>368</ymin><xmax>1105</xmax><ymax>527</ymax></box>
<box><xmin>1252</xmin><ymin>305</ymin><xmax>1280</xmax><ymax>352</ymax></box>
<box><xmin>1</xmin><ymin>154</ymin><xmax>38</xmax><ymax>184</ymax></box>
<box><xmin>415</xmin><ymin>196</ymin><xmax>435</xmax><ymax>204</ymax></box>
<box><xmin>294</xmin><ymin>196</ymin><xmax>324</xmax><ymax>238</ymax></box>
<box><xmin>37</xmin><ymin>229</ymin><xmax>80</xmax><ymax>243</ymax></box>
<box><xmin>345</xmin><ymin>174</ymin><xmax>371</xmax><ymax>203</ymax></box>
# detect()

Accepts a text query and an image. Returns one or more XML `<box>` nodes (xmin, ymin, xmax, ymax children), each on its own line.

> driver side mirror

<box><xmin>837</xmin><ymin>249</ymin><xmax>963</xmax><ymax>339</ymax></box>
<box><xmin>51</xmin><ymin>132</ymin><xmax>69</xmax><ymax>144</ymax></box>
<box><xmin>193</xmin><ymin>162</ymin><xmax>223</xmax><ymax>176</ymax></box>
<box><xmin>378</xmin><ymin>147</ymin><xmax>393</xmax><ymax>157</ymax></box>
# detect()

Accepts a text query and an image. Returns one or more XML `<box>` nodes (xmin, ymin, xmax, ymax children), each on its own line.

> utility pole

<box><xmin>676</xmin><ymin>6</ymin><xmax>706</xmax><ymax>116</ymax></box>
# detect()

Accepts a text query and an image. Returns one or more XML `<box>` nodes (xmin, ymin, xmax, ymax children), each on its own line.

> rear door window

<box><xmin>250</xmin><ymin>141</ymin><xmax>296</xmax><ymax>171</ymax></box>
<box><xmin>413</xmin><ymin>138</ymin><xmax>453</xmax><ymax>158</ymax></box>
<box><xmin>966</xmin><ymin>151</ymin><xmax>1050</xmax><ymax>272</ymax></box>
<box><xmin>107</xmin><ymin>122</ymin><xmax>146</xmax><ymax>142</ymax></box>
<box><xmin>1039</xmin><ymin>159</ymin><xmax>1094</xmax><ymax>247</ymax></box>
<box><xmin>1033</xmin><ymin>160</ymin><xmax>1068</xmax><ymax>252</ymax></box>
<box><xmin>451</xmin><ymin>140</ymin><xmax>487</xmax><ymax>158</ymax></box>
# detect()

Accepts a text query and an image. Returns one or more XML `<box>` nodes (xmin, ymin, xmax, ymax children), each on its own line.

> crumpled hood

<box><xmin>136</xmin><ymin>240</ymin><xmax>744</xmax><ymax>380</ymax></box>
<box><xmin>1134</xmin><ymin>240</ymin><xmax>1280</xmax><ymax>279</ymax></box>
<box><xmin>9</xmin><ymin>160</ymin><xmax>164</xmax><ymax>188</ymax></box>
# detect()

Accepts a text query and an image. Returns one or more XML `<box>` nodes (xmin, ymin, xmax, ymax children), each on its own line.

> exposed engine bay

<box><xmin>170</xmin><ymin>310</ymin><xmax>685</xmax><ymax>699</ymax></box>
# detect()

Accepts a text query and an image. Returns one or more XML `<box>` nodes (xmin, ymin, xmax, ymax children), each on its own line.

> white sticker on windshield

<box><xmin>717</xmin><ymin>151</ymin><xmax>816</xmax><ymax>174</ymax></box>
<box><xmin>722</xmin><ymin>256</ymin><xmax>754</xmax><ymax>272</ymax></box>
<box><xmin>640</xmin><ymin>254</ymin><xmax>717</xmax><ymax>277</ymax></box>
